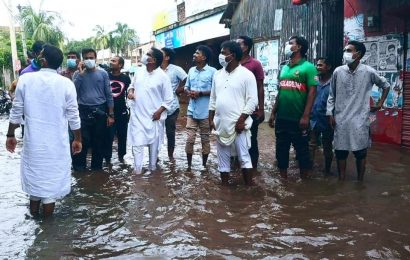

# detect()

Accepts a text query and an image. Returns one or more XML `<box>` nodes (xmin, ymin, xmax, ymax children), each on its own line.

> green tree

<box><xmin>110</xmin><ymin>22</ymin><xmax>139</xmax><ymax>58</ymax></box>
<box><xmin>93</xmin><ymin>25</ymin><xmax>110</xmax><ymax>51</ymax></box>
<box><xmin>19</xmin><ymin>5</ymin><xmax>65</xmax><ymax>48</ymax></box>
<box><xmin>65</xmin><ymin>37</ymin><xmax>95</xmax><ymax>54</ymax></box>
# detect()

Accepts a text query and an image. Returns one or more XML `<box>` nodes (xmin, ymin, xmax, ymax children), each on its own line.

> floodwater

<box><xmin>1</xmin><ymin>114</ymin><xmax>410</xmax><ymax>259</ymax></box>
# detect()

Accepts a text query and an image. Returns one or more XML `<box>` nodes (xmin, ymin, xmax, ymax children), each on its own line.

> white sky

<box><xmin>0</xmin><ymin>0</ymin><xmax>175</xmax><ymax>43</ymax></box>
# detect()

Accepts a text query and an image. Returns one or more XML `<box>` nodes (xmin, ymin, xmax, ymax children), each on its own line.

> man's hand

<box><xmin>152</xmin><ymin>109</ymin><xmax>162</xmax><ymax>121</ymax></box>
<box><xmin>209</xmin><ymin>121</ymin><xmax>216</xmax><ymax>131</ymax></box>
<box><xmin>370</xmin><ymin>104</ymin><xmax>382</xmax><ymax>113</ymax></box>
<box><xmin>189</xmin><ymin>91</ymin><xmax>200</xmax><ymax>99</ymax></box>
<box><xmin>107</xmin><ymin>116</ymin><xmax>115</xmax><ymax>127</ymax></box>
<box><xmin>6</xmin><ymin>137</ymin><xmax>17</xmax><ymax>153</ymax></box>
<box><xmin>78</xmin><ymin>61</ymin><xmax>85</xmax><ymax>75</ymax></box>
<box><xmin>256</xmin><ymin>109</ymin><xmax>265</xmax><ymax>123</ymax></box>
<box><xmin>328</xmin><ymin>115</ymin><xmax>336</xmax><ymax>129</ymax></box>
<box><xmin>71</xmin><ymin>140</ymin><xmax>82</xmax><ymax>155</ymax></box>
<box><xmin>128</xmin><ymin>90</ymin><xmax>135</xmax><ymax>100</ymax></box>
<box><xmin>235</xmin><ymin>117</ymin><xmax>246</xmax><ymax>134</ymax></box>
<box><xmin>268</xmin><ymin>113</ymin><xmax>275</xmax><ymax>128</ymax></box>
<box><xmin>299</xmin><ymin>115</ymin><xmax>309</xmax><ymax>130</ymax></box>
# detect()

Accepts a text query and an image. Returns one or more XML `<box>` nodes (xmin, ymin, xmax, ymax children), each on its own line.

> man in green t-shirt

<box><xmin>269</xmin><ymin>36</ymin><xmax>318</xmax><ymax>179</ymax></box>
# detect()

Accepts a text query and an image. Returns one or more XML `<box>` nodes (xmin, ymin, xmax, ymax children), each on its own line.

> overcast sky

<box><xmin>0</xmin><ymin>0</ymin><xmax>175</xmax><ymax>42</ymax></box>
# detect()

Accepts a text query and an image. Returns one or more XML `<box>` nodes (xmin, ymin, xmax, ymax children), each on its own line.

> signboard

<box><xmin>184</xmin><ymin>13</ymin><xmax>229</xmax><ymax>45</ymax></box>
<box><xmin>184</xmin><ymin>0</ymin><xmax>227</xmax><ymax>17</ymax></box>
<box><xmin>274</xmin><ymin>9</ymin><xmax>283</xmax><ymax>31</ymax></box>
<box><xmin>155</xmin><ymin>13</ymin><xmax>228</xmax><ymax>48</ymax></box>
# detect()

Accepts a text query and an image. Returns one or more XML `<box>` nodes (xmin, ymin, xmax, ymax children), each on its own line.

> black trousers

<box><xmin>249</xmin><ymin>114</ymin><xmax>261</xmax><ymax>168</ymax></box>
<box><xmin>275</xmin><ymin>118</ymin><xmax>311</xmax><ymax>170</ymax></box>
<box><xmin>165</xmin><ymin>108</ymin><xmax>179</xmax><ymax>151</ymax></box>
<box><xmin>72</xmin><ymin>104</ymin><xmax>108</xmax><ymax>170</ymax></box>
<box><xmin>104</xmin><ymin>110</ymin><xmax>129</xmax><ymax>161</ymax></box>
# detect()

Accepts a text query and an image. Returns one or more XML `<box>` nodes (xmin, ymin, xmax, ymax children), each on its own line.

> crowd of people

<box><xmin>5</xmin><ymin>35</ymin><xmax>390</xmax><ymax>218</ymax></box>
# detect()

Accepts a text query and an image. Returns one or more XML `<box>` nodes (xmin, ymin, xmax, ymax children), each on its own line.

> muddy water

<box><xmin>1</xmin><ymin>115</ymin><xmax>410</xmax><ymax>259</ymax></box>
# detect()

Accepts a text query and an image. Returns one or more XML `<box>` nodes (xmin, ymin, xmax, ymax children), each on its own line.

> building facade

<box><xmin>153</xmin><ymin>0</ymin><xmax>230</xmax><ymax>71</ymax></box>
<box><xmin>221</xmin><ymin>0</ymin><xmax>410</xmax><ymax>147</ymax></box>
<box><xmin>220</xmin><ymin>0</ymin><xmax>344</xmax><ymax>123</ymax></box>
<box><xmin>344</xmin><ymin>0</ymin><xmax>410</xmax><ymax>146</ymax></box>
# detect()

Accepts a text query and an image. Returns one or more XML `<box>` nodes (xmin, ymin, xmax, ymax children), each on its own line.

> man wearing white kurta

<box><xmin>127</xmin><ymin>48</ymin><xmax>173</xmax><ymax>174</ymax></box>
<box><xmin>6</xmin><ymin>45</ymin><xmax>82</xmax><ymax>218</ymax></box>
<box><xmin>209</xmin><ymin>41</ymin><xmax>258</xmax><ymax>186</ymax></box>
<box><xmin>327</xmin><ymin>41</ymin><xmax>390</xmax><ymax>181</ymax></box>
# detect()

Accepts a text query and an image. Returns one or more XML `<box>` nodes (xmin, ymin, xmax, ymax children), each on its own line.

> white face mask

<box><xmin>84</xmin><ymin>59</ymin><xmax>95</xmax><ymax>69</ymax></box>
<box><xmin>284</xmin><ymin>44</ymin><xmax>293</xmax><ymax>59</ymax></box>
<box><xmin>343</xmin><ymin>52</ymin><xmax>355</xmax><ymax>65</ymax></box>
<box><xmin>219</xmin><ymin>53</ymin><xmax>232</xmax><ymax>68</ymax></box>
<box><xmin>141</xmin><ymin>54</ymin><xmax>150</xmax><ymax>65</ymax></box>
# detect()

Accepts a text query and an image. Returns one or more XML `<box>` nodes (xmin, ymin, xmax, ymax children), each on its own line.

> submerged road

<box><xmin>1</xmin><ymin>115</ymin><xmax>410</xmax><ymax>259</ymax></box>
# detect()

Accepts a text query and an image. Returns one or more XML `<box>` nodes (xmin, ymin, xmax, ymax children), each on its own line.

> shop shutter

<box><xmin>402</xmin><ymin>71</ymin><xmax>410</xmax><ymax>147</ymax></box>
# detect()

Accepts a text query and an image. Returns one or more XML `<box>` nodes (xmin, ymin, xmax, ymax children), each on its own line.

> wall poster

<box><xmin>363</xmin><ymin>37</ymin><xmax>403</xmax><ymax>110</ymax></box>
<box><xmin>254</xmin><ymin>39</ymin><xmax>279</xmax><ymax>116</ymax></box>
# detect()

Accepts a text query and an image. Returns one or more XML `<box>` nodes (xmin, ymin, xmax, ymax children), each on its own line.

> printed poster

<box><xmin>254</xmin><ymin>40</ymin><xmax>279</xmax><ymax>114</ymax></box>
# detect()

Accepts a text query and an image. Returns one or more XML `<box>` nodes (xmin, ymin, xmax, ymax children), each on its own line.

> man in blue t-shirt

<box><xmin>72</xmin><ymin>48</ymin><xmax>114</xmax><ymax>171</ymax></box>
<box><xmin>184</xmin><ymin>45</ymin><xmax>216</xmax><ymax>170</ymax></box>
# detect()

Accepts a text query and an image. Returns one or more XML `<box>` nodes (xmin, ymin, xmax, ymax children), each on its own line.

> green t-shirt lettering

<box><xmin>276</xmin><ymin>59</ymin><xmax>318</xmax><ymax>121</ymax></box>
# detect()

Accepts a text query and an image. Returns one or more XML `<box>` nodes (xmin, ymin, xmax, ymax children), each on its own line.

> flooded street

<box><xmin>1</xmin><ymin>114</ymin><xmax>410</xmax><ymax>259</ymax></box>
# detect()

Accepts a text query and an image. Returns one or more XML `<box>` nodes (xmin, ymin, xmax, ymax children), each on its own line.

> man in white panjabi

<box><xmin>127</xmin><ymin>48</ymin><xmax>173</xmax><ymax>174</ymax></box>
<box><xmin>6</xmin><ymin>45</ymin><xmax>82</xmax><ymax>218</ymax></box>
<box><xmin>209</xmin><ymin>41</ymin><xmax>258</xmax><ymax>186</ymax></box>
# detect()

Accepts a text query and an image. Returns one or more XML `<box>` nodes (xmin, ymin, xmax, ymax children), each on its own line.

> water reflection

<box><xmin>1</xmin><ymin>116</ymin><xmax>410</xmax><ymax>259</ymax></box>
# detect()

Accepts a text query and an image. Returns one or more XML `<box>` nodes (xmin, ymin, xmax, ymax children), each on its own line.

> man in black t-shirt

<box><xmin>105</xmin><ymin>56</ymin><xmax>131</xmax><ymax>163</ymax></box>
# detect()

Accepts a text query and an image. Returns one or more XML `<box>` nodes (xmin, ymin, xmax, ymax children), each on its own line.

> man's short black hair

<box><xmin>289</xmin><ymin>36</ymin><xmax>309</xmax><ymax>57</ymax></box>
<box><xmin>32</xmin><ymin>41</ymin><xmax>45</xmax><ymax>55</ymax></box>
<box><xmin>67</xmin><ymin>51</ymin><xmax>80</xmax><ymax>59</ymax></box>
<box><xmin>151</xmin><ymin>47</ymin><xmax>163</xmax><ymax>67</ymax></box>
<box><xmin>161</xmin><ymin>47</ymin><xmax>176</xmax><ymax>64</ymax></box>
<box><xmin>196</xmin><ymin>45</ymin><xmax>213</xmax><ymax>63</ymax></box>
<box><xmin>347</xmin><ymin>40</ymin><xmax>366</xmax><ymax>58</ymax></box>
<box><xmin>316</xmin><ymin>57</ymin><xmax>333</xmax><ymax>72</ymax></box>
<box><xmin>238</xmin><ymin>35</ymin><xmax>253</xmax><ymax>54</ymax></box>
<box><xmin>387</xmin><ymin>44</ymin><xmax>395</xmax><ymax>51</ymax></box>
<box><xmin>221</xmin><ymin>40</ymin><xmax>243</xmax><ymax>61</ymax></box>
<box><xmin>316</xmin><ymin>57</ymin><xmax>332</xmax><ymax>66</ymax></box>
<box><xmin>115</xmin><ymin>55</ymin><xmax>125</xmax><ymax>68</ymax></box>
<box><xmin>81</xmin><ymin>48</ymin><xmax>97</xmax><ymax>59</ymax></box>
<box><xmin>42</xmin><ymin>44</ymin><xmax>63</xmax><ymax>70</ymax></box>
<box><xmin>27</xmin><ymin>50</ymin><xmax>35</xmax><ymax>59</ymax></box>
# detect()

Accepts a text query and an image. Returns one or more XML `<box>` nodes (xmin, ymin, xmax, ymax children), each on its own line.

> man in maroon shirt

<box><xmin>60</xmin><ymin>51</ymin><xmax>80</xmax><ymax>81</ymax></box>
<box><xmin>237</xmin><ymin>36</ymin><xmax>265</xmax><ymax>169</ymax></box>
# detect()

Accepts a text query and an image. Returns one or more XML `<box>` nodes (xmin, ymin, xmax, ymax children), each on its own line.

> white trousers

<box><xmin>217</xmin><ymin>132</ymin><xmax>252</xmax><ymax>172</ymax></box>
<box><xmin>132</xmin><ymin>138</ymin><xmax>160</xmax><ymax>174</ymax></box>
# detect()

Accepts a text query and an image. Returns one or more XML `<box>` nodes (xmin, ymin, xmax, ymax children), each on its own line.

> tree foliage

<box><xmin>19</xmin><ymin>5</ymin><xmax>65</xmax><ymax>48</ymax></box>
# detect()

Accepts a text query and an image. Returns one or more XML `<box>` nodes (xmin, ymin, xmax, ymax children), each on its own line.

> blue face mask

<box><xmin>67</xmin><ymin>58</ymin><xmax>77</xmax><ymax>69</ymax></box>
<box><xmin>31</xmin><ymin>58</ymin><xmax>40</xmax><ymax>69</ymax></box>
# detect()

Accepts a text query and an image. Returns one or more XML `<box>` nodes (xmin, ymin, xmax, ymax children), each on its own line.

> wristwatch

<box><xmin>108</xmin><ymin>113</ymin><xmax>115</xmax><ymax>118</ymax></box>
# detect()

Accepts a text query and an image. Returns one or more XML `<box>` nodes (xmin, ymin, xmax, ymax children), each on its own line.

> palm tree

<box><xmin>111</xmin><ymin>23</ymin><xmax>139</xmax><ymax>58</ymax></box>
<box><xmin>93</xmin><ymin>25</ymin><xmax>110</xmax><ymax>61</ymax></box>
<box><xmin>19</xmin><ymin>5</ymin><xmax>65</xmax><ymax>48</ymax></box>
<box><xmin>93</xmin><ymin>25</ymin><xmax>110</xmax><ymax>50</ymax></box>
